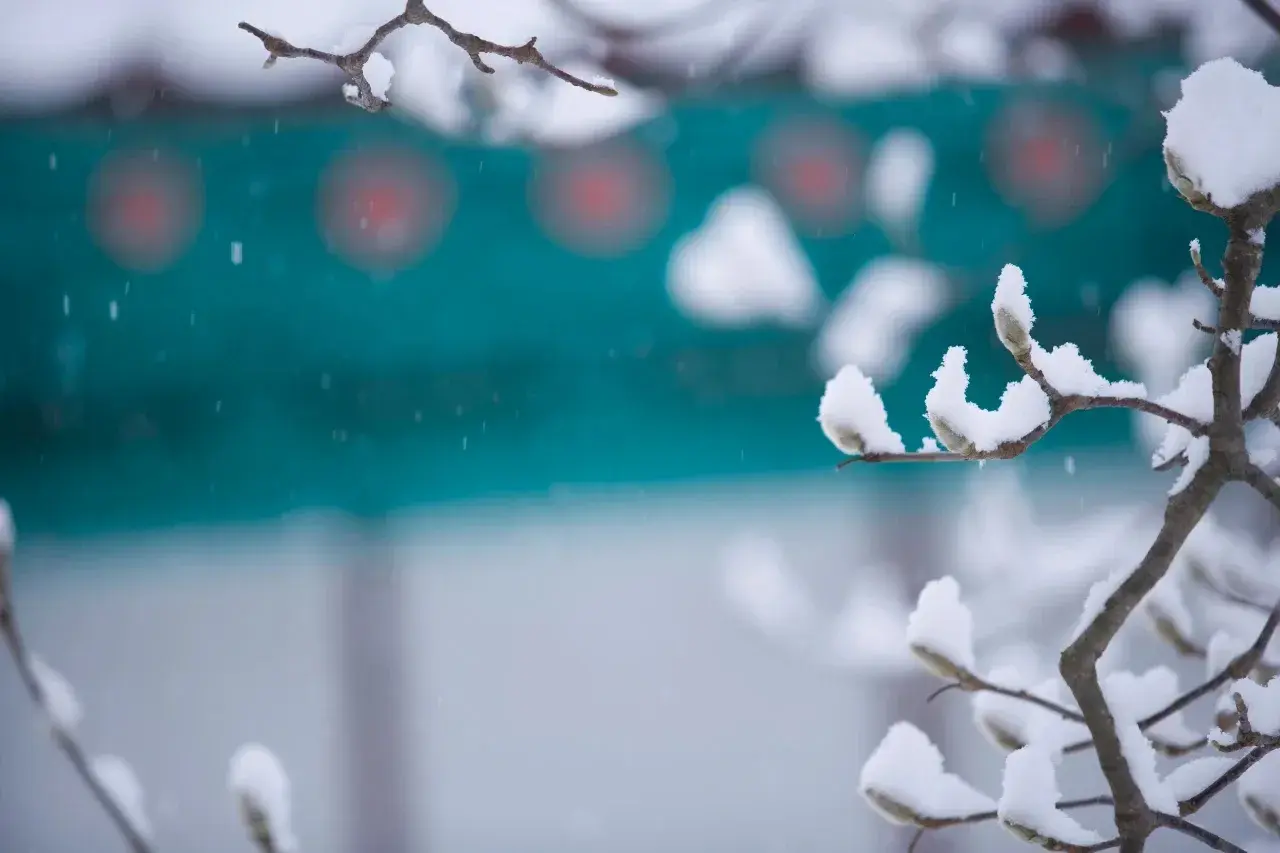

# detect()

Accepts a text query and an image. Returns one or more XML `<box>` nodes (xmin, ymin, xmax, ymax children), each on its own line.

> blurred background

<box><xmin>2</xmin><ymin>0</ymin><xmax>1280</xmax><ymax>851</ymax></box>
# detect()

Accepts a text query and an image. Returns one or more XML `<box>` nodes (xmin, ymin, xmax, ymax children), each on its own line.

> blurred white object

<box><xmin>229</xmin><ymin>743</ymin><xmax>297</xmax><ymax>852</ymax></box>
<box><xmin>91</xmin><ymin>756</ymin><xmax>152</xmax><ymax>841</ymax></box>
<box><xmin>825</xmin><ymin>568</ymin><xmax>914</xmax><ymax>673</ymax></box>
<box><xmin>720</xmin><ymin>533</ymin><xmax>816</xmax><ymax>648</ymax></box>
<box><xmin>814</xmin><ymin>256</ymin><xmax>948</xmax><ymax>382</ymax></box>
<box><xmin>803</xmin><ymin>16</ymin><xmax>933</xmax><ymax>97</ymax></box>
<box><xmin>667</xmin><ymin>187</ymin><xmax>823</xmax><ymax>328</ymax></box>
<box><xmin>28</xmin><ymin>655</ymin><xmax>82</xmax><ymax>733</ymax></box>
<box><xmin>1109</xmin><ymin>273</ymin><xmax>1215</xmax><ymax>452</ymax></box>
<box><xmin>864</xmin><ymin>129</ymin><xmax>936</xmax><ymax>245</ymax></box>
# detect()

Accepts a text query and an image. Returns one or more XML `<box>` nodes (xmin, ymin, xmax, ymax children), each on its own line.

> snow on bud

<box><xmin>229</xmin><ymin>743</ymin><xmax>297</xmax><ymax>852</ymax></box>
<box><xmin>1240</xmin><ymin>750</ymin><xmax>1280</xmax><ymax>836</ymax></box>
<box><xmin>998</xmin><ymin>745</ymin><xmax>1103</xmax><ymax>849</ymax></box>
<box><xmin>991</xmin><ymin>264</ymin><xmax>1035</xmax><ymax>358</ymax></box>
<box><xmin>859</xmin><ymin>722</ymin><xmax>995</xmax><ymax>827</ymax></box>
<box><xmin>817</xmin><ymin>364</ymin><xmax>905</xmax><ymax>456</ymax></box>
<box><xmin>91</xmin><ymin>755</ymin><xmax>151</xmax><ymax>841</ymax></box>
<box><xmin>906</xmin><ymin>577</ymin><xmax>976</xmax><ymax>683</ymax></box>
<box><xmin>1233</xmin><ymin>677</ymin><xmax>1280</xmax><ymax>736</ymax></box>
<box><xmin>29</xmin><ymin>655</ymin><xmax>82</xmax><ymax>733</ymax></box>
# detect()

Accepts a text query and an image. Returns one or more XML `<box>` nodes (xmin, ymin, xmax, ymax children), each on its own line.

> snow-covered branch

<box><xmin>834</xmin><ymin>57</ymin><xmax>1280</xmax><ymax>853</ymax></box>
<box><xmin>239</xmin><ymin>0</ymin><xmax>617</xmax><ymax>113</ymax></box>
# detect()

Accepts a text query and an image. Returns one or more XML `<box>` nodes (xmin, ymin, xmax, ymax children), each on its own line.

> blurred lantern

<box><xmin>752</xmin><ymin>116</ymin><xmax>864</xmax><ymax>236</ymax></box>
<box><xmin>318</xmin><ymin>146</ymin><xmax>453</xmax><ymax>274</ymax></box>
<box><xmin>986</xmin><ymin>100</ymin><xmax>1107</xmax><ymax>227</ymax></box>
<box><xmin>530</xmin><ymin>139</ymin><xmax>669</xmax><ymax>257</ymax></box>
<box><xmin>88</xmin><ymin>148</ymin><xmax>202</xmax><ymax>272</ymax></box>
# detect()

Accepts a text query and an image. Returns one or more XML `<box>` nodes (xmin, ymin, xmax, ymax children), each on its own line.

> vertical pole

<box><xmin>338</xmin><ymin>515</ymin><xmax>411</xmax><ymax>853</ymax></box>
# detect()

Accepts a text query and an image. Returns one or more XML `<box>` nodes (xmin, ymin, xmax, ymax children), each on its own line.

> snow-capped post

<box><xmin>825</xmin><ymin>57</ymin><xmax>1280</xmax><ymax>853</ymax></box>
<box><xmin>238</xmin><ymin>0</ymin><xmax>617</xmax><ymax>114</ymax></box>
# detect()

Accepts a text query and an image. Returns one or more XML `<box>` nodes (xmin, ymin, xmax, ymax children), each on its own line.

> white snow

<box><xmin>814</xmin><ymin>256</ymin><xmax>949</xmax><ymax>382</ymax></box>
<box><xmin>1142</xmin><ymin>570</ymin><xmax>1194</xmax><ymax>650</ymax></box>
<box><xmin>1163</xmin><ymin>756</ymin><xmax>1235</xmax><ymax>802</ymax></box>
<box><xmin>1165</xmin><ymin>59</ymin><xmax>1280</xmax><ymax>209</ymax></box>
<box><xmin>1103</xmin><ymin>679</ymin><xmax>1183</xmax><ymax>814</ymax></box>
<box><xmin>28</xmin><ymin>655</ymin><xmax>82</xmax><ymax>733</ymax></box>
<box><xmin>924</xmin><ymin>347</ymin><xmax>1052</xmax><ymax>454</ymax></box>
<box><xmin>865</xmin><ymin>129</ymin><xmax>935</xmax><ymax>239</ymax></box>
<box><xmin>1243</xmin><ymin>334</ymin><xmax>1280</xmax><ymax>411</ymax></box>
<box><xmin>228</xmin><ymin>743</ymin><xmax>297</xmax><ymax>852</ymax></box>
<box><xmin>1032</xmin><ymin>343</ymin><xmax>1146</xmax><ymax>398</ymax></box>
<box><xmin>668</xmin><ymin>187</ymin><xmax>822</xmax><ymax>328</ymax></box>
<box><xmin>998</xmin><ymin>745</ymin><xmax>1103</xmax><ymax>846</ymax></box>
<box><xmin>818</xmin><ymin>364</ymin><xmax>906</xmax><ymax>455</ymax></box>
<box><xmin>1239</xmin><ymin>750</ymin><xmax>1280</xmax><ymax>834</ymax></box>
<box><xmin>364</xmin><ymin>52</ymin><xmax>394</xmax><ymax>100</ymax></box>
<box><xmin>826</xmin><ymin>569</ymin><xmax>913</xmax><ymax>673</ymax></box>
<box><xmin>1207</xmin><ymin>631</ymin><xmax>1255</xmax><ymax>680</ymax></box>
<box><xmin>1155</xmin><ymin>332</ymin><xmax>1279</xmax><ymax>428</ymax></box>
<box><xmin>992</xmin><ymin>264</ymin><xmax>1035</xmax><ymax>355</ymax></box>
<box><xmin>934</xmin><ymin>17</ymin><xmax>1009</xmax><ymax>81</ymax></box>
<box><xmin>1170</xmin><ymin>436</ymin><xmax>1210</xmax><ymax>494</ymax></box>
<box><xmin>906</xmin><ymin>576</ymin><xmax>975</xmax><ymax>678</ymax></box>
<box><xmin>1103</xmin><ymin>667</ymin><xmax>1203</xmax><ymax>752</ymax></box>
<box><xmin>1253</xmin><ymin>285</ymin><xmax>1280</xmax><ymax>321</ymax></box>
<box><xmin>1231</xmin><ymin>676</ymin><xmax>1280</xmax><ymax>736</ymax></box>
<box><xmin>91</xmin><ymin>755</ymin><xmax>151</xmax><ymax>840</ymax></box>
<box><xmin>860</xmin><ymin>722</ymin><xmax>995</xmax><ymax>824</ymax></box>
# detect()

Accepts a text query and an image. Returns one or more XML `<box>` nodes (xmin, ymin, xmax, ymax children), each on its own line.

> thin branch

<box><xmin>1239</xmin><ymin>0</ymin><xmax>1280</xmax><ymax>38</ymax></box>
<box><xmin>0</xmin><ymin>589</ymin><xmax>152</xmax><ymax>853</ymax></box>
<box><xmin>239</xmin><ymin>0</ymin><xmax>617</xmax><ymax>113</ymax></box>
<box><xmin>1178</xmin><ymin>746</ymin><xmax>1276</xmax><ymax>816</ymax></box>
<box><xmin>929</xmin><ymin>677</ymin><xmax>1085</xmax><ymax>722</ymax></box>
<box><xmin>1155</xmin><ymin>814</ymin><xmax>1248</xmax><ymax>853</ymax></box>
<box><xmin>1241</xmin><ymin>461</ymin><xmax>1280</xmax><ymax>511</ymax></box>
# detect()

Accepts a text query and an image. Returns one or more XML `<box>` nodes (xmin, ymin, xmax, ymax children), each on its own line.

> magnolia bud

<box><xmin>927</xmin><ymin>413</ymin><xmax>974</xmax><ymax>456</ymax></box>
<box><xmin>994</xmin><ymin>306</ymin><xmax>1032</xmax><ymax>358</ymax></box>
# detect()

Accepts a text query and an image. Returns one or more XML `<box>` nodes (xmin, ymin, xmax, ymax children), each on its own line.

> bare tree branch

<box><xmin>1178</xmin><ymin>746</ymin><xmax>1276</xmax><ymax>816</ymax></box>
<box><xmin>1155</xmin><ymin>814</ymin><xmax>1248</xmax><ymax>853</ymax></box>
<box><xmin>239</xmin><ymin>0</ymin><xmax>617</xmax><ymax>113</ymax></box>
<box><xmin>1241</xmin><ymin>461</ymin><xmax>1280</xmax><ymax>511</ymax></box>
<box><xmin>1239</xmin><ymin>0</ymin><xmax>1280</xmax><ymax>38</ymax></box>
<box><xmin>0</xmin><ymin>563</ymin><xmax>153</xmax><ymax>853</ymax></box>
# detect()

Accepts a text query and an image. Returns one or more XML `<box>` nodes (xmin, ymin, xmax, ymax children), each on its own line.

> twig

<box><xmin>1178</xmin><ymin>746</ymin><xmax>1276</xmax><ymax>816</ymax></box>
<box><xmin>1239</xmin><ymin>0</ymin><xmax>1280</xmax><ymax>38</ymax></box>
<box><xmin>0</xmin><ymin>594</ymin><xmax>152</xmax><ymax>853</ymax></box>
<box><xmin>1155</xmin><ymin>814</ymin><xmax>1248</xmax><ymax>853</ymax></box>
<box><xmin>928</xmin><ymin>676</ymin><xmax>1085</xmax><ymax>722</ymax></box>
<box><xmin>239</xmin><ymin>0</ymin><xmax>617</xmax><ymax>113</ymax></box>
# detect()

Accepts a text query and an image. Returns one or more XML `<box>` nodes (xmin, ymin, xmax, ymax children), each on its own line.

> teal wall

<box><xmin>0</xmin><ymin>78</ymin><xmax>1261</xmax><ymax>534</ymax></box>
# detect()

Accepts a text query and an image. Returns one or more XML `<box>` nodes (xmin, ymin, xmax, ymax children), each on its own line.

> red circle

<box><xmin>986</xmin><ymin>101</ymin><xmax>1107</xmax><ymax>227</ymax></box>
<box><xmin>318</xmin><ymin>147</ymin><xmax>453</xmax><ymax>273</ymax></box>
<box><xmin>88</xmin><ymin>149</ymin><xmax>202</xmax><ymax>272</ymax></box>
<box><xmin>752</xmin><ymin>117</ymin><xmax>864</xmax><ymax>236</ymax></box>
<box><xmin>531</xmin><ymin>140</ymin><xmax>670</xmax><ymax>257</ymax></box>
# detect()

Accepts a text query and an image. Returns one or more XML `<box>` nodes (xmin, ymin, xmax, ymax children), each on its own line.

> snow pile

<box><xmin>1034</xmin><ymin>343</ymin><xmax>1146</xmax><ymax>398</ymax></box>
<box><xmin>1239</xmin><ymin>750</ymin><xmax>1280</xmax><ymax>834</ymax></box>
<box><xmin>1253</xmin><ymin>284</ymin><xmax>1280</xmax><ymax>322</ymax></box>
<box><xmin>860</xmin><ymin>722</ymin><xmax>995</xmax><ymax>824</ymax></box>
<box><xmin>668</xmin><ymin>187</ymin><xmax>822</xmax><ymax>328</ymax></box>
<box><xmin>29</xmin><ymin>656</ymin><xmax>82</xmax><ymax>733</ymax></box>
<box><xmin>1232</xmin><ymin>677</ymin><xmax>1280</xmax><ymax>736</ymax></box>
<box><xmin>865</xmin><ymin>129</ymin><xmax>935</xmax><ymax>241</ymax></box>
<box><xmin>818</xmin><ymin>365</ymin><xmax>906</xmax><ymax>455</ymax></box>
<box><xmin>924</xmin><ymin>347</ymin><xmax>1052</xmax><ymax>454</ymax></box>
<box><xmin>91</xmin><ymin>756</ymin><xmax>151</xmax><ymax>841</ymax></box>
<box><xmin>364</xmin><ymin>52</ymin><xmax>394</xmax><ymax>100</ymax></box>
<box><xmin>1163</xmin><ymin>756</ymin><xmax>1234</xmax><ymax>802</ymax></box>
<box><xmin>906</xmin><ymin>576</ymin><xmax>976</xmax><ymax>679</ymax></box>
<box><xmin>1170</xmin><ymin>436</ymin><xmax>1211</xmax><ymax>494</ymax></box>
<box><xmin>814</xmin><ymin>256</ymin><xmax>949</xmax><ymax>382</ymax></box>
<box><xmin>1104</xmin><ymin>668</ymin><xmax>1202</xmax><ymax>753</ymax></box>
<box><xmin>229</xmin><ymin>743</ymin><xmax>297</xmax><ymax>852</ymax></box>
<box><xmin>998</xmin><ymin>745</ymin><xmax>1103</xmax><ymax>846</ymax></box>
<box><xmin>1164</xmin><ymin>59</ymin><xmax>1280</xmax><ymax>209</ymax></box>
